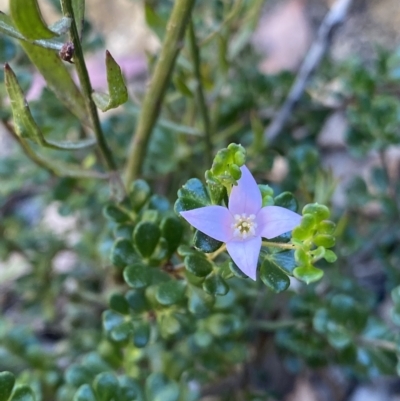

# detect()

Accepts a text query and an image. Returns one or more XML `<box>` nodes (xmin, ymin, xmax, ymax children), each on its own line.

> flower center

<box><xmin>231</xmin><ymin>213</ymin><xmax>257</xmax><ymax>240</ymax></box>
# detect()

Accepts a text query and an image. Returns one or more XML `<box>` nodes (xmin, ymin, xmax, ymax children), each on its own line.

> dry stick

<box><xmin>264</xmin><ymin>0</ymin><xmax>354</xmax><ymax>143</ymax></box>
<box><xmin>124</xmin><ymin>0</ymin><xmax>196</xmax><ymax>185</ymax></box>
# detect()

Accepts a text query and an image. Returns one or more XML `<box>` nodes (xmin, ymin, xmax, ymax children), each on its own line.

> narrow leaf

<box><xmin>19</xmin><ymin>42</ymin><xmax>89</xmax><ymax>122</ymax></box>
<box><xmin>10</xmin><ymin>0</ymin><xmax>56</xmax><ymax>40</ymax></box>
<box><xmin>0</xmin><ymin>371</ymin><xmax>15</xmax><ymax>401</ymax></box>
<box><xmin>4</xmin><ymin>64</ymin><xmax>95</xmax><ymax>150</ymax></box>
<box><xmin>0</xmin><ymin>12</ymin><xmax>63</xmax><ymax>50</ymax></box>
<box><xmin>92</xmin><ymin>50</ymin><xmax>128</xmax><ymax>112</ymax></box>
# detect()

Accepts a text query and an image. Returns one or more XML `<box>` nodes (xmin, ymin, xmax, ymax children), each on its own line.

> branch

<box><xmin>124</xmin><ymin>0</ymin><xmax>196</xmax><ymax>184</ymax></box>
<box><xmin>264</xmin><ymin>0</ymin><xmax>353</xmax><ymax>143</ymax></box>
<box><xmin>60</xmin><ymin>0</ymin><xmax>118</xmax><ymax>172</ymax></box>
<box><xmin>188</xmin><ymin>20</ymin><xmax>213</xmax><ymax>167</ymax></box>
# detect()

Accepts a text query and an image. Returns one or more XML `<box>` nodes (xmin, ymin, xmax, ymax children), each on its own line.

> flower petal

<box><xmin>257</xmin><ymin>206</ymin><xmax>302</xmax><ymax>239</ymax></box>
<box><xmin>226</xmin><ymin>236</ymin><xmax>261</xmax><ymax>280</ymax></box>
<box><xmin>180</xmin><ymin>206</ymin><xmax>233</xmax><ymax>242</ymax></box>
<box><xmin>229</xmin><ymin>165</ymin><xmax>262</xmax><ymax>215</ymax></box>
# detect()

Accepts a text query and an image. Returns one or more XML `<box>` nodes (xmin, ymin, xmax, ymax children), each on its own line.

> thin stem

<box><xmin>124</xmin><ymin>0</ymin><xmax>196</xmax><ymax>184</ymax></box>
<box><xmin>188</xmin><ymin>20</ymin><xmax>212</xmax><ymax>167</ymax></box>
<box><xmin>262</xmin><ymin>241</ymin><xmax>298</xmax><ymax>250</ymax></box>
<box><xmin>60</xmin><ymin>0</ymin><xmax>117</xmax><ymax>172</ymax></box>
<box><xmin>207</xmin><ymin>244</ymin><xmax>227</xmax><ymax>261</ymax></box>
<box><xmin>3</xmin><ymin>120</ymin><xmax>109</xmax><ymax>180</ymax></box>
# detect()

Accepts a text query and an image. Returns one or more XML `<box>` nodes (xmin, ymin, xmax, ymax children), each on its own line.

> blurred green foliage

<box><xmin>1</xmin><ymin>0</ymin><xmax>400</xmax><ymax>400</ymax></box>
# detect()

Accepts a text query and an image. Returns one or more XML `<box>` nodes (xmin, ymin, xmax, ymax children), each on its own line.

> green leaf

<box><xmin>103</xmin><ymin>204</ymin><xmax>130</xmax><ymax>223</ymax></box>
<box><xmin>102</xmin><ymin>310</ymin><xmax>125</xmax><ymax>333</ymax></box>
<box><xmin>144</xmin><ymin>4</ymin><xmax>166</xmax><ymax>40</ymax></box>
<box><xmin>126</xmin><ymin>290</ymin><xmax>149</xmax><ymax>314</ymax></box>
<box><xmin>132</xmin><ymin>320</ymin><xmax>150</xmax><ymax>348</ymax></box>
<box><xmin>92</xmin><ymin>51</ymin><xmax>128</xmax><ymax>112</ymax></box>
<box><xmin>274</xmin><ymin>192</ymin><xmax>298</xmax><ymax>212</ymax></box>
<box><xmin>129</xmin><ymin>179</ymin><xmax>151</xmax><ymax>210</ymax></box>
<box><xmin>0</xmin><ymin>371</ymin><xmax>15</xmax><ymax>401</ymax></box>
<box><xmin>145</xmin><ymin>374</ymin><xmax>179</xmax><ymax>401</ymax></box>
<box><xmin>0</xmin><ymin>12</ymin><xmax>61</xmax><ymax>50</ymax></box>
<box><xmin>65</xmin><ymin>365</ymin><xmax>93</xmax><ymax>388</ymax></box>
<box><xmin>193</xmin><ymin>231</ymin><xmax>222</xmax><ymax>253</ymax></box>
<box><xmin>156</xmin><ymin>280</ymin><xmax>186</xmax><ymax>305</ymax></box>
<box><xmin>10</xmin><ymin>0</ymin><xmax>56</xmax><ymax>40</ymax></box>
<box><xmin>302</xmin><ymin>203</ymin><xmax>330</xmax><ymax>222</ymax></box>
<box><xmin>174</xmin><ymin>178</ymin><xmax>210</xmax><ymax>213</ymax></box>
<box><xmin>21</xmin><ymin>41</ymin><xmax>88</xmax><ymax>121</ymax></box>
<box><xmin>173</xmin><ymin>75</ymin><xmax>193</xmax><ymax>97</ymax></box>
<box><xmin>313</xmin><ymin>234</ymin><xmax>335</xmax><ymax>248</ymax></box>
<box><xmin>133</xmin><ymin>222</ymin><xmax>161</xmax><ymax>258</ymax></box>
<box><xmin>326</xmin><ymin>322</ymin><xmax>351</xmax><ymax>349</ymax></box>
<box><xmin>160</xmin><ymin>216</ymin><xmax>184</xmax><ymax>255</ymax></box>
<box><xmin>93</xmin><ymin>373</ymin><xmax>119</xmax><ymax>401</ymax></box>
<box><xmin>124</xmin><ymin>263</ymin><xmax>152</xmax><ymax>289</ymax></box>
<box><xmin>4</xmin><ymin>64</ymin><xmax>95</xmax><ymax>150</ymax></box>
<box><xmin>159</xmin><ymin>314</ymin><xmax>181</xmax><ymax>337</ymax></box>
<box><xmin>265</xmin><ymin>250</ymin><xmax>296</xmax><ymax>275</ymax></box>
<box><xmin>110</xmin><ymin>321</ymin><xmax>132</xmax><ymax>343</ymax></box>
<box><xmin>187</xmin><ymin>286</ymin><xmax>215</xmax><ymax>316</ymax></box>
<box><xmin>293</xmin><ymin>266</ymin><xmax>324</xmax><ymax>284</ymax></box>
<box><xmin>324</xmin><ymin>250</ymin><xmax>337</xmax><ymax>263</ymax></box>
<box><xmin>73</xmin><ymin>384</ymin><xmax>97</xmax><ymax>401</ymax></box>
<box><xmin>260</xmin><ymin>259</ymin><xmax>290</xmax><ymax>293</ymax></box>
<box><xmin>119</xmin><ymin>377</ymin><xmax>143</xmax><ymax>401</ymax></box>
<box><xmin>203</xmin><ymin>274</ymin><xmax>229</xmax><ymax>296</ymax></box>
<box><xmin>184</xmin><ymin>255</ymin><xmax>213</xmax><ymax>277</ymax></box>
<box><xmin>206</xmin><ymin>314</ymin><xmax>234</xmax><ymax>337</ymax></box>
<box><xmin>110</xmin><ymin>239</ymin><xmax>139</xmax><ymax>269</ymax></box>
<box><xmin>9</xmin><ymin>386</ymin><xmax>35</xmax><ymax>401</ymax></box>
<box><xmin>109</xmin><ymin>293</ymin><xmax>130</xmax><ymax>315</ymax></box>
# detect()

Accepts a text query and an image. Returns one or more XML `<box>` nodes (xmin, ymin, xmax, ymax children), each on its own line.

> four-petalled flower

<box><xmin>180</xmin><ymin>166</ymin><xmax>302</xmax><ymax>280</ymax></box>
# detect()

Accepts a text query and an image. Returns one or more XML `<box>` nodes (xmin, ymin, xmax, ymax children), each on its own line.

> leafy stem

<box><xmin>60</xmin><ymin>0</ymin><xmax>118</xmax><ymax>172</ymax></box>
<box><xmin>124</xmin><ymin>0</ymin><xmax>196</xmax><ymax>184</ymax></box>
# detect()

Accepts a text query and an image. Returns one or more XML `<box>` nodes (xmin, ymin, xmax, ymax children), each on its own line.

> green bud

<box><xmin>324</xmin><ymin>250</ymin><xmax>337</xmax><ymax>263</ymax></box>
<box><xmin>312</xmin><ymin>246</ymin><xmax>325</xmax><ymax>259</ymax></box>
<box><xmin>229</xmin><ymin>164</ymin><xmax>241</xmax><ymax>180</ymax></box>
<box><xmin>292</xmin><ymin>226</ymin><xmax>309</xmax><ymax>241</ymax></box>
<box><xmin>302</xmin><ymin>203</ymin><xmax>330</xmax><ymax>222</ymax></box>
<box><xmin>234</xmin><ymin>150</ymin><xmax>245</xmax><ymax>166</ymax></box>
<box><xmin>300</xmin><ymin>213</ymin><xmax>316</xmax><ymax>231</ymax></box>
<box><xmin>318</xmin><ymin>220</ymin><xmax>336</xmax><ymax>235</ymax></box>
<box><xmin>259</xmin><ymin>184</ymin><xmax>274</xmax><ymax>198</ymax></box>
<box><xmin>314</xmin><ymin>234</ymin><xmax>336</xmax><ymax>248</ymax></box>
<box><xmin>294</xmin><ymin>248</ymin><xmax>309</xmax><ymax>265</ymax></box>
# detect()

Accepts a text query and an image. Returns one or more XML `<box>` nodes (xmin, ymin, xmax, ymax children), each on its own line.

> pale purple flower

<box><xmin>180</xmin><ymin>166</ymin><xmax>302</xmax><ymax>280</ymax></box>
